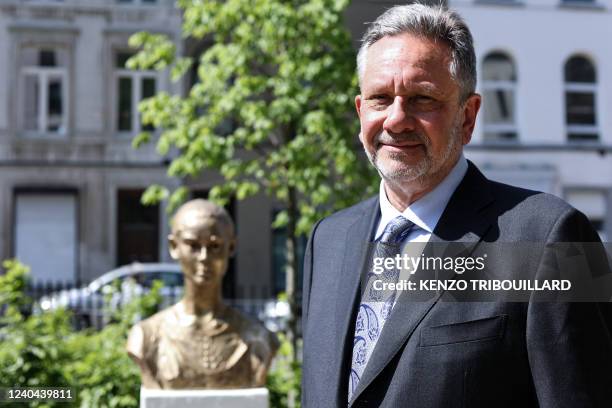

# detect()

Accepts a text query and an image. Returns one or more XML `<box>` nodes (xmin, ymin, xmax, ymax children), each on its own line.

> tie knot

<box><xmin>379</xmin><ymin>216</ymin><xmax>414</xmax><ymax>244</ymax></box>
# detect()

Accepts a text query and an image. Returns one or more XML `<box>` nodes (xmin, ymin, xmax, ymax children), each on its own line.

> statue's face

<box><xmin>170</xmin><ymin>215</ymin><xmax>235</xmax><ymax>287</ymax></box>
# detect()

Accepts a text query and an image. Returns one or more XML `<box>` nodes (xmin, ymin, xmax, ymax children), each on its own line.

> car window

<box><xmin>160</xmin><ymin>272</ymin><xmax>183</xmax><ymax>286</ymax></box>
<box><xmin>143</xmin><ymin>272</ymin><xmax>183</xmax><ymax>287</ymax></box>
<box><xmin>130</xmin><ymin>273</ymin><xmax>147</xmax><ymax>286</ymax></box>
<box><xmin>98</xmin><ymin>275</ymin><xmax>135</xmax><ymax>294</ymax></box>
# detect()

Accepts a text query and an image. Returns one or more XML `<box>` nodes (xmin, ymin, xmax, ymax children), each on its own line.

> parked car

<box><xmin>257</xmin><ymin>299</ymin><xmax>291</xmax><ymax>332</ymax></box>
<box><xmin>36</xmin><ymin>262</ymin><xmax>183</xmax><ymax>328</ymax></box>
<box><xmin>35</xmin><ymin>262</ymin><xmax>291</xmax><ymax>332</ymax></box>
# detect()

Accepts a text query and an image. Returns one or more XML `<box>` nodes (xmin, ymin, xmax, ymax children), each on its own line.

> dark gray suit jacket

<box><xmin>301</xmin><ymin>162</ymin><xmax>612</xmax><ymax>408</ymax></box>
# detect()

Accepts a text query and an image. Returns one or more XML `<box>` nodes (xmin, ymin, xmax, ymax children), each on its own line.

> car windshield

<box><xmin>88</xmin><ymin>266</ymin><xmax>182</xmax><ymax>293</ymax></box>
<box><xmin>142</xmin><ymin>272</ymin><xmax>183</xmax><ymax>287</ymax></box>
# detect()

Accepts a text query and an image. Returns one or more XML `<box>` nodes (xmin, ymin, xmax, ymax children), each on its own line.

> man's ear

<box><xmin>355</xmin><ymin>94</ymin><xmax>363</xmax><ymax>118</ymax></box>
<box><xmin>355</xmin><ymin>94</ymin><xmax>365</xmax><ymax>144</ymax></box>
<box><xmin>168</xmin><ymin>234</ymin><xmax>179</xmax><ymax>260</ymax></box>
<box><xmin>461</xmin><ymin>93</ymin><xmax>481</xmax><ymax>145</ymax></box>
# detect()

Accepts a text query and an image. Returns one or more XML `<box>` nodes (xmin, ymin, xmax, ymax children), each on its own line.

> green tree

<box><xmin>128</xmin><ymin>0</ymin><xmax>377</xmax><ymax>358</ymax></box>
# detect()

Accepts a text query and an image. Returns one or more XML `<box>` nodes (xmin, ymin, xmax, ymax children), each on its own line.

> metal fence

<box><xmin>25</xmin><ymin>281</ymin><xmax>289</xmax><ymax>332</ymax></box>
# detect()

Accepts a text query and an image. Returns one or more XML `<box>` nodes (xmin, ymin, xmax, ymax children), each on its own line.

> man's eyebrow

<box><xmin>363</xmin><ymin>84</ymin><xmax>446</xmax><ymax>99</ymax></box>
<box><xmin>364</xmin><ymin>82</ymin><xmax>445</xmax><ymax>98</ymax></box>
<box><xmin>414</xmin><ymin>83</ymin><xmax>441</xmax><ymax>95</ymax></box>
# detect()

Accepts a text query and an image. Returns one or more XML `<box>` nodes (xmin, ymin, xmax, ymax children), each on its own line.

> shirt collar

<box><xmin>376</xmin><ymin>154</ymin><xmax>468</xmax><ymax>238</ymax></box>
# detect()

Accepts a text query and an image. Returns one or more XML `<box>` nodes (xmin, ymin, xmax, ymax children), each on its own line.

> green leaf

<box><xmin>235</xmin><ymin>181</ymin><xmax>259</xmax><ymax>200</ymax></box>
<box><xmin>141</xmin><ymin>185</ymin><xmax>169</xmax><ymax>205</ymax></box>
<box><xmin>171</xmin><ymin>57</ymin><xmax>193</xmax><ymax>82</ymax></box>
<box><xmin>272</xmin><ymin>210</ymin><xmax>289</xmax><ymax>229</ymax></box>
<box><xmin>131</xmin><ymin>131</ymin><xmax>151</xmax><ymax>149</ymax></box>
<box><xmin>167</xmin><ymin>187</ymin><xmax>189</xmax><ymax>214</ymax></box>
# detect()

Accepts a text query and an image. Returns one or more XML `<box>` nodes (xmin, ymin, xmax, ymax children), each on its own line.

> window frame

<box><xmin>481</xmin><ymin>51</ymin><xmax>518</xmax><ymax>143</ymax></box>
<box><xmin>113</xmin><ymin>51</ymin><xmax>158</xmax><ymax>136</ymax></box>
<box><xmin>564</xmin><ymin>188</ymin><xmax>608</xmax><ymax>241</ymax></box>
<box><xmin>115</xmin><ymin>188</ymin><xmax>160</xmax><ymax>266</ymax></box>
<box><xmin>564</xmin><ymin>55</ymin><xmax>598</xmax><ymax>142</ymax></box>
<box><xmin>18</xmin><ymin>47</ymin><xmax>70</xmax><ymax>138</ymax></box>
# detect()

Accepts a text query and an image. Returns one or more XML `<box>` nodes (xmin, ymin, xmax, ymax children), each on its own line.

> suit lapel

<box><xmin>332</xmin><ymin>196</ymin><xmax>380</xmax><ymax>406</ymax></box>
<box><xmin>349</xmin><ymin>162</ymin><xmax>496</xmax><ymax>405</ymax></box>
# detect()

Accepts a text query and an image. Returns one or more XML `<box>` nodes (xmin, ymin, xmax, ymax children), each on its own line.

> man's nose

<box><xmin>383</xmin><ymin>96</ymin><xmax>416</xmax><ymax>134</ymax></box>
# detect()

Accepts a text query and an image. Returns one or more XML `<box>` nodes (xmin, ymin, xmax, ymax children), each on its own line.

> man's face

<box><xmin>356</xmin><ymin>33</ymin><xmax>480</xmax><ymax>187</ymax></box>
<box><xmin>169</xmin><ymin>215</ymin><xmax>235</xmax><ymax>287</ymax></box>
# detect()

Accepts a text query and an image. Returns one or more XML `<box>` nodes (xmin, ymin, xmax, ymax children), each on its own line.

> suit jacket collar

<box><xmin>346</xmin><ymin>161</ymin><xmax>496</xmax><ymax>405</ymax></box>
<box><xmin>332</xmin><ymin>195</ymin><xmax>379</xmax><ymax>406</ymax></box>
<box><xmin>431</xmin><ymin>160</ymin><xmax>494</xmax><ymax>243</ymax></box>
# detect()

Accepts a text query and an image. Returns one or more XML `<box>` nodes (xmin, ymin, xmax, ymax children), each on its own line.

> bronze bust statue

<box><xmin>126</xmin><ymin>199</ymin><xmax>279</xmax><ymax>389</ymax></box>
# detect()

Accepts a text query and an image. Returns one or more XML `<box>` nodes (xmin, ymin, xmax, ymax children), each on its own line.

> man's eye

<box><xmin>372</xmin><ymin>95</ymin><xmax>388</xmax><ymax>100</ymax></box>
<box><xmin>368</xmin><ymin>95</ymin><xmax>391</xmax><ymax>108</ymax></box>
<box><xmin>413</xmin><ymin>95</ymin><xmax>434</xmax><ymax>103</ymax></box>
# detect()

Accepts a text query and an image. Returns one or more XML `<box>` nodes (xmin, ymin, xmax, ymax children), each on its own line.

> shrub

<box><xmin>267</xmin><ymin>333</ymin><xmax>302</xmax><ymax>408</ymax></box>
<box><xmin>0</xmin><ymin>260</ymin><xmax>302</xmax><ymax>407</ymax></box>
<box><xmin>0</xmin><ymin>260</ymin><xmax>157</xmax><ymax>407</ymax></box>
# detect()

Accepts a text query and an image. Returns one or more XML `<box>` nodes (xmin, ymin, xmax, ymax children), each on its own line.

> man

<box><xmin>301</xmin><ymin>4</ymin><xmax>612</xmax><ymax>408</ymax></box>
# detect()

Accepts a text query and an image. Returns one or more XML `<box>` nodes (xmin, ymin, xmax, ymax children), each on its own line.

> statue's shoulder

<box><xmin>137</xmin><ymin>305</ymin><xmax>177</xmax><ymax>333</ymax></box>
<box><xmin>224</xmin><ymin>306</ymin><xmax>264</xmax><ymax>334</ymax></box>
<box><xmin>224</xmin><ymin>306</ymin><xmax>280</xmax><ymax>357</ymax></box>
<box><xmin>126</xmin><ymin>305</ymin><xmax>179</xmax><ymax>361</ymax></box>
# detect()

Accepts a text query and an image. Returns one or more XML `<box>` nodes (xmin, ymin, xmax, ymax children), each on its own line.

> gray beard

<box><xmin>365</xmin><ymin>116</ymin><xmax>462</xmax><ymax>185</ymax></box>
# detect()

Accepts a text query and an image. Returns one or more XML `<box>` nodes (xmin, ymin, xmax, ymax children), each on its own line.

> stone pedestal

<box><xmin>140</xmin><ymin>387</ymin><xmax>269</xmax><ymax>408</ymax></box>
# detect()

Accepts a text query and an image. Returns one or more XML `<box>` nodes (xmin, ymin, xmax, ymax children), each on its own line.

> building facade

<box><xmin>0</xmin><ymin>0</ymin><xmax>182</xmax><ymax>284</ymax></box>
<box><xmin>0</xmin><ymin>0</ymin><xmax>609</xmax><ymax>295</ymax></box>
<box><xmin>454</xmin><ymin>0</ymin><xmax>612</xmax><ymax>240</ymax></box>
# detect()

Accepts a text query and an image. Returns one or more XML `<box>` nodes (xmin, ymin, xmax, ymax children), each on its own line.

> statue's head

<box><xmin>168</xmin><ymin>199</ymin><xmax>236</xmax><ymax>287</ymax></box>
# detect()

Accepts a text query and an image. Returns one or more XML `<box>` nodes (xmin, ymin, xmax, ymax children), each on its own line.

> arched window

<box><xmin>565</xmin><ymin>55</ymin><xmax>597</xmax><ymax>141</ymax></box>
<box><xmin>482</xmin><ymin>52</ymin><xmax>517</xmax><ymax>141</ymax></box>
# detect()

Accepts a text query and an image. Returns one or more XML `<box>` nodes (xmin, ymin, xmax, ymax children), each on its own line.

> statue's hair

<box><xmin>357</xmin><ymin>3</ymin><xmax>476</xmax><ymax>101</ymax></box>
<box><xmin>171</xmin><ymin>199</ymin><xmax>235</xmax><ymax>236</ymax></box>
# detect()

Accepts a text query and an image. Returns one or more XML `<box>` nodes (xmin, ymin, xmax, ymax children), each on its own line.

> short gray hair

<box><xmin>357</xmin><ymin>3</ymin><xmax>476</xmax><ymax>101</ymax></box>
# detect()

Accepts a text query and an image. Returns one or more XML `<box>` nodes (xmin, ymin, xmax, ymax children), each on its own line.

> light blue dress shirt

<box><xmin>375</xmin><ymin>154</ymin><xmax>468</xmax><ymax>244</ymax></box>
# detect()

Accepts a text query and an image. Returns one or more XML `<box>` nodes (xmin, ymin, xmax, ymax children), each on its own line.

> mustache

<box><xmin>374</xmin><ymin>131</ymin><xmax>429</xmax><ymax>147</ymax></box>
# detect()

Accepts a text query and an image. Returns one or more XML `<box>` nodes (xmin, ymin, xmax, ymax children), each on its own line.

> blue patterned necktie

<box><xmin>348</xmin><ymin>215</ymin><xmax>415</xmax><ymax>401</ymax></box>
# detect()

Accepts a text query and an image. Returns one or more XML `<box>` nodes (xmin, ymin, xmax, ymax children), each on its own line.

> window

<box><xmin>566</xmin><ymin>190</ymin><xmax>607</xmax><ymax>241</ymax></box>
<box><xmin>482</xmin><ymin>52</ymin><xmax>517</xmax><ymax>141</ymax></box>
<box><xmin>565</xmin><ymin>56</ymin><xmax>598</xmax><ymax>141</ymax></box>
<box><xmin>116</xmin><ymin>189</ymin><xmax>159</xmax><ymax>265</ymax></box>
<box><xmin>21</xmin><ymin>47</ymin><xmax>69</xmax><ymax>136</ymax></box>
<box><xmin>115</xmin><ymin>51</ymin><xmax>157</xmax><ymax>134</ymax></box>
